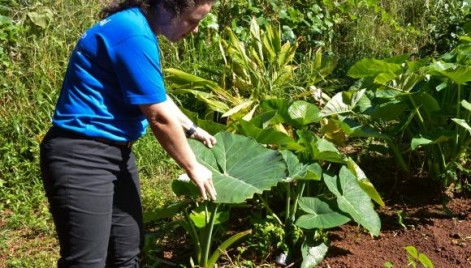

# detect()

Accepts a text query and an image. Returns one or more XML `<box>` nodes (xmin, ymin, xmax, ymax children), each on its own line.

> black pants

<box><xmin>40</xmin><ymin>126</ymin><xmax>143</xmax><ymax>268</ymax></box>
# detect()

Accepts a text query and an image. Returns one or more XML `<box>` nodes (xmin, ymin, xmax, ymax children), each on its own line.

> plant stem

<box><xmin>201</xmin><ymin>203</ymin><xmax>219</xmax><ymax>267</ymax></box>
<box><xmin>408</xmin><ymin>94</ymin><xmax>427</xmax><ymax>131</ymax></box>
<box><xmin>286</xmin><ymin>183</ymin><xmax>291</xmax><ymax>223</ymax></box>
<box><xmin>257</xmin><ymin>194</ymin><xmax>283</xmax><ymax>226</ymax></box>
<box><xmin>290</xmin><ymin>181</ymin><xmax>306</xmax><ymax>223</ymax></box>
<box><xmin>183</xmin><ymin>209</ymin><xmax>201</xmax><ymax>262</ymax></box>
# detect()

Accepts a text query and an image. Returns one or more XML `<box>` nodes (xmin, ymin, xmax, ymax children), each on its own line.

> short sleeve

<box><xmin>111</xmin><ymin>36</ymin><xmax>167</xmax><ymax>105</ymax></box>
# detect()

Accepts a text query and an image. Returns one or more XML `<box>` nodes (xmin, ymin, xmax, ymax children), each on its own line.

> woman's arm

<box><xmin>139</xmin><ymin>101</ymin><xmax>217</xmax><ymax>200</ymax></box>
<box><xmin>165</xmin><ymin>94</ymin><xmax>217</xmax><ymax>148</ymax></box>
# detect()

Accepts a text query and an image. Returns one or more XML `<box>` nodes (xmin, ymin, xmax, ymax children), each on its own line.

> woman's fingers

<box><xmin>189</xmin><ymin>163</ymin><xmax>217</xmax><ymax>201</ymax></box>
<box><xmin>193</xmin><ymin>128</ymin><xmax>217</xmax><ymax>148</ymax></box>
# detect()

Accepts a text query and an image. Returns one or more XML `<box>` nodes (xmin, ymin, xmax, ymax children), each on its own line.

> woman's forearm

<box><xmin>166</xmin><ymin>94</ymin><xmax>194</xmax><ymax>131</ymax></box>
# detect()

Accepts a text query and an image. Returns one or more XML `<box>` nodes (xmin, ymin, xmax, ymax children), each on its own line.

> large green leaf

<box><xmin>295</xmin><ymin>197</ymin><xmax>350</xmax><ymax>229</ymax></box>
<box><xmin>320</xmin><ymin>89</ymin><xmax>366</xmax><ymax>117</ymax></box>
<box><xmin>452</xmin><ymin>118</ymin><xmax>471</xmax><ymax>135</ymax></box>
<box><xmin>338</xmin><ymin>118</ymin><xmax>389</xmax><ymax>140</ymax></box>
<box><xmin>296</xmin><ymin>130</ymin><xmax>346</xmax><ymax>163</ymax></box>
<box><xmin>368</xmin><ymin>101</ymin><xmax>407</xmax><ymax>121</ymax></box>
<box><xmin>411</xmin><ymin>133</ymin><xmax>452</xmax><ymax>150</ymax></box>
<box><xmin>348</xmin><ymin>58</ymin><xmax>402</xmax><ymax>81</ymax></box>
<box><xmin>189</xmin><ymin>132</ymin><xmax>287</xmax><ymax>204</ymax></box>
<box><xmin>287</xmin><ymin>100</ymin><xmax>321</xmax><ymax>126</ymax></box>
<box><xmin>259</xmin><ymin>99</ymin><xmax>320</xmax><ymax>128</ymax></box>
<box><xmin>300</xmin><ymin>239</ymin><xmax>329</xmax><ymax>268</ymax></box>
<box><xmin>189</xmin><ymin>206</ymin><xmax>229</xmax><ymax>228</ymax></box>
<box><xmin>249</xmin><ymin>110</ymin><xmax>279</xmax><ymax>128</ymax></box>
<box><xmin>424</xmin><ymin>61</ymin><xmax>471</xmax><ymax>85</ymax></box>
<box><xmin>313</xmin><ymin>138</ymin><xmax>346</xmax><ymax>163</ymax></box>
<box><xmin>410</xmin><ymin>92</ymin><xmax>440</xmax><ymax>114</ymax></box>
<box><xmin>324</xmin><ymin>167</ymin><xmax>381</xmax><ymax>236</ymax></box>
<box><xmin>346</xmin><ymin>158</ymin><xmax>385</xmax><ymax>207</ymax></box>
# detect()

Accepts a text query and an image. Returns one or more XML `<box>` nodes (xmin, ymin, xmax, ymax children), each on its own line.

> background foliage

<box><xmin>0</xmin><ymin>0</ymin><xmax>469</xmax><ymax>267</ymax></box>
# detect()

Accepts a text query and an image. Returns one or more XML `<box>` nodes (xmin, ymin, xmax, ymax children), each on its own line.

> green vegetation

<box><xmin>385</xmin><ymin>245</ymin><xmax>435</xmax><ymax>268</ymax></box>
<box><xmin>1</xmin><ymin>0</ymin><xmax>469</xmax><ymax>267</ymax></box>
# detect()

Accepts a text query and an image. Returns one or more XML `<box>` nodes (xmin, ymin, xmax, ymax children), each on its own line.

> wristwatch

<box><xmin>185</xmin><ymin>123</ymin><xmax>198</xmax><ymax>138</ymax></box>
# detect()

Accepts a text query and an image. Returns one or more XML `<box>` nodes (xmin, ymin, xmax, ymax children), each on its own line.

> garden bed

<box><xmin>152</xmin><ymin>177</ymin><xmax>470</xmax><ymax>267</ymax></box>
<box><xmin>319</xmin><ymin>179</ymin><xmax>471</xmax><ymax>268</ymax></box>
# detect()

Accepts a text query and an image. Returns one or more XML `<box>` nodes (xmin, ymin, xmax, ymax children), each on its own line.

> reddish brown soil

<box><xmin>319</xmin><ymin>180</ymin><xmax>471</xmax><ymax>268</ymax></box>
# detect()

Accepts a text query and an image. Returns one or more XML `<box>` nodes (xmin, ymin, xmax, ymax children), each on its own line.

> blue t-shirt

<box><xmin>53</xmin><ymin>7</ymin><xmax>167</xmax><ymax>142</ymax></box>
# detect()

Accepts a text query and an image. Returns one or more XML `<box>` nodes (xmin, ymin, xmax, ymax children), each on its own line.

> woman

<box><xmin>40</xmin><ymin>0</ymin><xmax>216</xmax><ymax>267</ymax></box>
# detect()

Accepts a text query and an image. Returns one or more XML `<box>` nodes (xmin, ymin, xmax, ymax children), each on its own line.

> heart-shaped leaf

<box><xmin>324</xmin><ymin>167</ymin><xmax>381</xmax><ymax>236</ymax></box>
<box><xmin>296</xmin><ymin>197</ymin><xmax>350</xmax><ymax>229</ymax></box>
<box><xmin>189</xmin><ymin>132</ymin><xmax>287</xmax><ymax>204</ymax></box>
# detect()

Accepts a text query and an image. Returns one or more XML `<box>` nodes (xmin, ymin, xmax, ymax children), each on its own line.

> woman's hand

<box><xmin>187</xmin><ymin>162</ymin><xmax>217</xmax><ymax>201</ymax></box>
<box><xmin>190</xmin><ymin>127</ymin><xmax>217</xmax><ymax>148</ymax></box>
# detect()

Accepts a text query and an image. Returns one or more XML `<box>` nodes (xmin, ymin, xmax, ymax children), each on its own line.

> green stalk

<box><xmin>285</xmin><ymin>183</ymin><xmax>291</xmax><ymax>223</ymax></box>
<box><xmin>257</xmin><ymin>194</ymin><xmax>283</xmax><ymax>226</ymax></box>
<box><xmin>290</xmin><ymin>181</ymin><xmax>306</xmax><ymax>223</ymax></box>
<box><xmin>456</xmin><ymin>84</ymin><xmax>462</xmax><ymax>120</ymax></box>
<box><xmin>452</xmin><ymin>84</ymin><xmax>463</xmax><ymax>159</ymax></box>
<box><xmin>408</xmin><ymin>93</ymin><xmax>447</xmax><ymax>177</ymax></box>
<box><xmin>201</xmin><ymin>203</ymin><xmax>219</xmax><ymax>267</ymax></box>
<box><xmin>207</xmin><ymin>229</ymin><xmax>252</xmax><ymax>267</ymax></box>
<box><xmin>183</xmin><ymin>209</ymin><xmax>201</xmax><ymax>262</ymax></box>
<box><xmin>386</xmin><ymin>139</ymin><xmax>408</xmax><ymax>171</ymax></box>
<box><xmin>408</xmin><ymin>95</ymin><xmax>427</xmax><ymax>130</ymax></box>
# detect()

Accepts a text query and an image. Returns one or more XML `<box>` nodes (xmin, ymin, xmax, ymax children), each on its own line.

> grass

<box><xmin>0</xmin><ymin>1</ymin><xmax>179</xmax><ymax>266</ymax></box>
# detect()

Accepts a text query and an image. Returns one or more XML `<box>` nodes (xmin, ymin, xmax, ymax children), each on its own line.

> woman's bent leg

<box><xmin>40</xmin><ymin>128</ymin><xmax>133</xmax><ymax>268</ymax></box>
<box><xmin>106</xmin><ymin>151</ymin><xmax>143</xmax><ymax>268</ymax></box>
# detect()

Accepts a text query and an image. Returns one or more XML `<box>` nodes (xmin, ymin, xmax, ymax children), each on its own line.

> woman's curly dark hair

<box><xmin>99</xmin><ymin>0</ymin><xmax>213</xmax><ymax>19</ymax></box>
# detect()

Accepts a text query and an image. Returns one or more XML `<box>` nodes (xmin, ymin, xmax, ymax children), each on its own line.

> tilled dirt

<box><xmin>319</xmin><ymin>184</ymin><xmax>470</xmax><ymax>268</ymax></box>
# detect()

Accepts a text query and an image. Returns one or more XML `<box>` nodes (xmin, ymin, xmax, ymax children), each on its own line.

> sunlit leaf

<box><xmin>288</xmin><ymin>100</ymin><xmax>321</xmax><ymax>125</ymax></box>
<box><xmin>348</xmin><ymin>58</ymin><xmax>402</xmax><ymax>80</ymax></box>
<box><xmin>424</xmin><ymin>61</ymin><xmax>471</xmax><ymax>85</ymax></box>
<box><xmin>452</xmin><ymin>118</ymin><xmax>471</xmax><ymax>135</ymax></box>
<box><xmin>461</xmin><ymin>100</ymin><xmax>471</xmax><ymax>112</ymax></box>
<box><xmin>188</xmin><ymin>132</ymin><xmax>287</xmax><ymax>204</ymax></box>
<box><xmin>296</xmin><ymin>197</ymin><xmax>350</xmax><ymax>229</ymax></box>
<box><xmin>300</xmin><ymin>239</ymin><xmax>329</xmax><ymax>268</ymax></box>
<box><xmin>324</xmin><ymin>167</ymin><xmax>381</xmax><ymax>236</ymax></box>
<box><xmin>346</xmin><ymin>158</ymin><xmax>385</xmax><ymax>207</ymax></box>
<box><xmin>313</xmin><ymin>139</ymin><xmax>346</xmax><ymax>163</ymax></box>
<box><xmin>320</xmin><ymin>89</ymin><xmax>366</xmax><ymax>117</ymax></box>
<box><xmin>189</xmin><ymin>206</ymin><xmax>229</xmax><ymax>228</ymax></box>
<box><xmin>27</xmin><ymin>9</ymin><xmax>53</xmax><ymax>29</ymax></box>
<box><xmin>222</xmin><ymin>99</ymin><xmax>254</xmax><ymax>118</ymax></box>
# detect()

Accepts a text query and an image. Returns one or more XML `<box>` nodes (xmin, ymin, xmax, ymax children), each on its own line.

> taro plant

<box><xmin>144</xmin><ymin>132</ymin><xmax>287</xmax><ymax>267</ymax></box>
<box><xmin>321</xmin><ymin>37</ymin><xmax>471</xmax><ymax>188</ymax></box>
<box><xmin>234</xmin><ymin>98</ymin><xmax>383</xmax><ymax>267</ymax></box>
